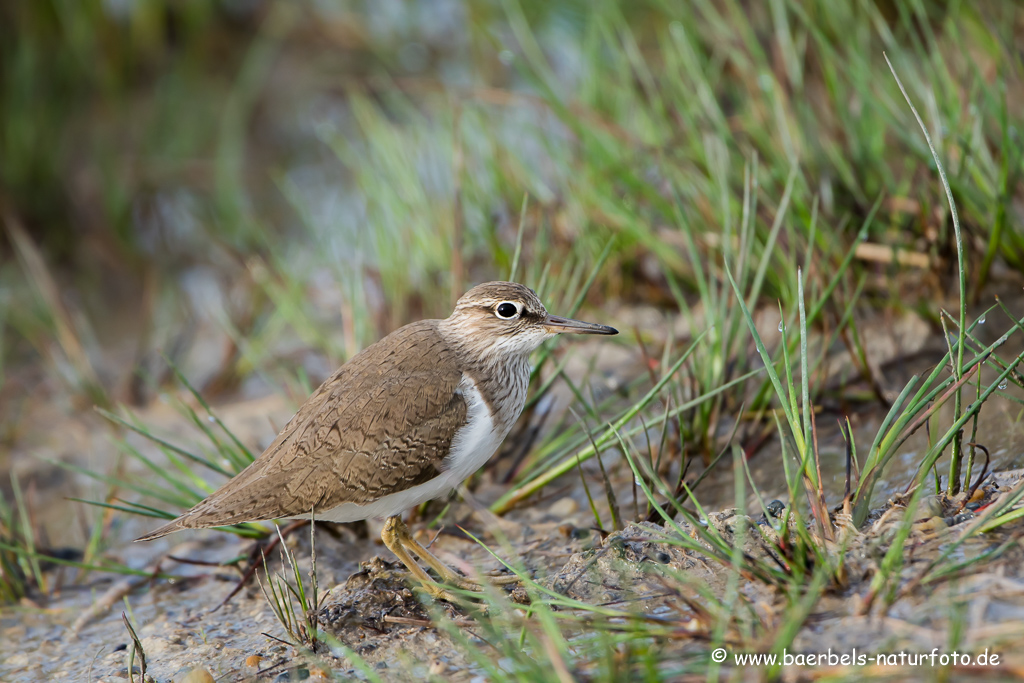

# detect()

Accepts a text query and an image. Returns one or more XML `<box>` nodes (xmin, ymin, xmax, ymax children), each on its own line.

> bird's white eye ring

<box><xmin>495</xmin><ymin>302</ymin><xmax>520</xmax><ymax>319</ymax></box>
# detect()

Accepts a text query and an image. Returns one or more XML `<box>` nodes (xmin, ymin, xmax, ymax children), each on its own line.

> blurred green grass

<box><xmin>4</xmin><ymin>0</ymin><xmax>1022</xmax><ymax>574</ymax></box>
<box><xmin>2</xmin><ymin>0</ymin><xmax>1021</xmax><ymax>407</ymax></box>
<box><xmin>3</xmin><ymin>4</ymin><xmax>1024</xmax><ymax>678</ymax></box>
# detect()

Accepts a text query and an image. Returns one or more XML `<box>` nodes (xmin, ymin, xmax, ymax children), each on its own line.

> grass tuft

<box><xmin>256</xmin><ymin>520</ymin><xmax>325</xmax><ymax>654</ymax></box>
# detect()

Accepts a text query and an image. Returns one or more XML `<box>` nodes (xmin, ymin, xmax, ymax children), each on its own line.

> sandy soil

<box><xmin>4</xmin><ymin>301</ymin><xmax>1024</xmax><ymax>681</ymax></box>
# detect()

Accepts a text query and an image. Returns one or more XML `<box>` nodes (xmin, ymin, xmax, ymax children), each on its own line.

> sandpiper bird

<box><xmin>139</xmin><ymin>281</ymin><xmax>617</xmax><ymax>599</ymax></box>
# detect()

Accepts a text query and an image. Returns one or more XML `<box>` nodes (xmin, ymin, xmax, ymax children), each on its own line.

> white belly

<box><xmin>313</xmin><ymin>374</ymin><xmax>508</xmax><ymax>523</ymax></box>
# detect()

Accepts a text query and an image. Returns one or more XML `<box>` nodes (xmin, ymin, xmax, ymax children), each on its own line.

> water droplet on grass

<box><xmin>998</xmin><ymin>380</ymin><xmax>1008</xmax><ymax>390</ymax></box>
<box><xmin>978</xmin><ymin>314</ymin><xmax>986</xmax><ymax>325</ymax></box>
<box><xmin>778</xmin><ymin>320</ymin><xmax>785</xmax><ymax>332</ymax></box>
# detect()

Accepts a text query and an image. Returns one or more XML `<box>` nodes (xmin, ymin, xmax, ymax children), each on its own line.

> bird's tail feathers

<box><xmin>135</xmin><ymin>518</ymin><xmax>185</xmax><ymax>542</ymax></box>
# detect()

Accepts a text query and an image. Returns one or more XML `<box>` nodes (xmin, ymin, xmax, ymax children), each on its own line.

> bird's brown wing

<box><xmin>137</xmin><ymin>320</ymin><xmax>466</xmax><ymax>540</ymax></box>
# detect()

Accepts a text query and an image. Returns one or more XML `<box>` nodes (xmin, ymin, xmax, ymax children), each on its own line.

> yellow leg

<box><xmin>381</xmin><ymin>516</ymin><xmax>460</xmax><ymax>601</ymax></box>
<box><xmin>394</xmin><ymin>518</ymin><xmax>523</xmax><ymax>588</ymax></box>
<box><xmin>380</xmin><ymin>516</ymin><xmax>521</xmax><ymax>599</ymax></box>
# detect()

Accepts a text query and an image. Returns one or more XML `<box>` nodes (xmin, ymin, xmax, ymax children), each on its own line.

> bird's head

<box><xmin>443</xmin><ymin>281</ymin><xmax>618</xmax><ymax>358</ymax></box>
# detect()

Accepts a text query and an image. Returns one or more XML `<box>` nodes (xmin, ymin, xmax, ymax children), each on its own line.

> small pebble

<box><xmin>944</xmin><ymin>513</ymin><xmax>974</xmax><ymax>526</ymax></box>
<box><xmin>178</xmin><ymin>669</ymin><xmax>215</xmax><ymax>683</ymax></box>
<box><xmin>429</xmin><ymin>659</ymin><xmax>448</xmax><ymax>676</ymax></box>
<box><xmin>916</xmin><ymin>496</ymin><xmax>944</xmax><ymax>520</ymax></box>
<box><xmin>915</xmin><ymin>516</ymin><xmax>947</xmax><ymax>533</ymax></box>
<box><xmin>245</xmin><ymin>655</ymin><xmax>263</xmax><ymax>668</ymax></box>
<box><xmin>548</xmin><ymin>497</ymin><xmax>579</xmax><ymax>517</ymax></box>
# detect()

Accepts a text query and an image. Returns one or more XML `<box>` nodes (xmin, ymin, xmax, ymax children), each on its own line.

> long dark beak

<box><xmin>543</xmin><ymin>315</ymin><xmax>618</xmax><ymax>336</ymax></box>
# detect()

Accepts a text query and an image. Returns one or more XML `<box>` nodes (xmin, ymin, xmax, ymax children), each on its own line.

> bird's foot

<box><xmin>380</xmin><ymin>516</ymin><xmax>523</xmax><ymax>602</ymax></box>
<box><xmin>410</xmin><ymin>580</ymin><xmax>465</xmax><ymax>604</ymax></box>
<box><xmin>434</xmin><ymin>569</ymin><xmax>521</xmax><ymax>593</ymax></box>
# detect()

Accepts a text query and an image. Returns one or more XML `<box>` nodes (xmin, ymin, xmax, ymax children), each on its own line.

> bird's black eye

<box><xmin>495</xmin><ymin>302</ymin><xmax>520</xmax><ymax>319</ymax></box>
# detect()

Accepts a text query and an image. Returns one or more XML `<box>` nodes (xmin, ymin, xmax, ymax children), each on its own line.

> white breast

<box><xmin>313</xmin><ymin>373</ymin><xmax>507</xmax><ymax>523</ymax></box>
<box><xmin>442</xmin><ymin>374</ymin><xmax>507</xmax><ymax>481</ymax></box>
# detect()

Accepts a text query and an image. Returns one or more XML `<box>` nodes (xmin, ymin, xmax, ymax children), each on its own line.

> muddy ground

<box><xmin>6</xmin><ymin>475</ymin><xmax>1024</xmax><ymax>682</ymax></box>
<box><xmin>3</xmin><ymin>300</ymin><xmax>1024</xmax><ymax>682</ymax></box>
